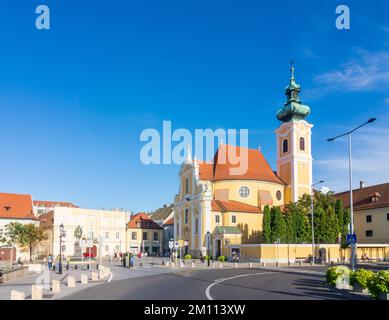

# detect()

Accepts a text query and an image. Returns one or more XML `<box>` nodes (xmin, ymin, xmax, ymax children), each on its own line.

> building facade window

<box><xmin>239</xmin><ymin>186</ymin><xmax>250</xmax><ymax>198</ymax></box>
<box><xmin>143</xmin><ymin>232</ymin><xmax>148</xmax><ymax>240</ymax></box>
<box><xmin>366</xmin><ymin>215</ymin><xmax>372</xmax><ymax>223</ymax></box>
<box><xmin>184</xmin><ymin>209</ymin><xmax>189</xmax><ymax>224</ymax></box>
<box><xmin>116</xmin><ymin>232</ymin><xmax>120</xmax><ymax>240</ymax></box>
<box><xmin>300</xmin><ymin>137</ymin><xmax>305</xmax><ymax>151</ymax></box>
<box><xmin>366</xmin><ymin>230</ymin><xmax>373</xmax><ymax>237</ymax></box>
<box><xmin>282</xmin><ymin>139</ymin><xmax>288</xmax><ymax>153</ymax></box>
<box><xmin>195</xmin><ymin>218</ymin><xmax>198</xmax><ymax>234</ymax></box>
<box><xmin>105</xmin><ymin>232</ymin><xmax>109</xmax><ymax>239</ymax></box>
<box><xmin>215</xmin><ymin>215</ymin><xmax>220</xmax><ymax>223</ymax></box>
<box><xmin>232</xmin><ymin>215</ymin><xmax>236</xmax><ymax>223</ymax></box>
<box><xmin>153</xmin><ymin>232</ymin><xmax>158</xmax><ymax>241</ymax></box>
<box><xmin>276</xmin><ymin>190</ymin><xmax>282</xmax><ymax>201</ymax></box>
<box><xmin>132</xmin><ymin>232</ymin><xmax>137</xmax><ymax>240</ymax></box>
<box><xmin>115</xmin><ymin>245</ymin><xmax>120</xmax><ymax>251</ymax></box>
<box><xmin>185</xmin><ymin>177</ymin><xmax>189</xmax><ymax>195</ymax></box>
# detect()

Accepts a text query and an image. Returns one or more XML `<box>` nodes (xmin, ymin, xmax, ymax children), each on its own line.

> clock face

<box><xmin>239</xmin><ymin>186</ymin><xmax>250</xmax><ymax>198</ymax></box>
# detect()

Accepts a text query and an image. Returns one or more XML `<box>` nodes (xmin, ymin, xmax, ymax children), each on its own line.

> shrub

<box><xmin>367</xmin><ymin>270</ymin><xmax>389</xmax><ymax>299</ymax></box>
<box><xmin>350</xmin><ymin>269</ymin><xmax>374</xmax><ymax>289</ymax></box>
<box><xmin>183</xmin><ymin>254</ymin><xmax>192</xmax><ymax>260</ymax></box>
<box><xmin>326</xmin><ymin>266</ymin><xmax>350</xmax><ymax>286</ymax></box>
<box><xmin>204</xmin><ymin>255</ymin><xmax>210</xmax><ymax>261</ymax></box>
<box><xmin>218</xmin><ymin>256</ymin><xmax>226</xmax><ymax>262</ymax></box>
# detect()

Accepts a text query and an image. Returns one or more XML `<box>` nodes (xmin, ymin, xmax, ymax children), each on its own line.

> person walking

<box><xmin>47</xmin><ymin>254</ymin><xmax>53</xmax><ymax>270</ymax></box>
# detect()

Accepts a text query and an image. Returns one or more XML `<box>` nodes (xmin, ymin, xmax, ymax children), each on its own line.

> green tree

<box><xmin>262</xmin><ymin>205</ymin><xmax>272</xmax><ymax>243</ymax></box>
<box><xmin>271</xmin><ymin>206</ymin><xmax>287</xmax><ymax>243</ymax></box>
<box><xmin>4</xmin><ymin>222</ymin><xmax>47</xmax><ymax>262</ymax></box>
<box><xmin>284</xmin><ymin>212</ymin><xmax>295</xmax><ymax>243</ymax></box>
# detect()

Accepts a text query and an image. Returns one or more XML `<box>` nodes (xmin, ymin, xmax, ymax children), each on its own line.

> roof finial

<box><xmin>290</xmin><ymin>60</ymin><xmax>295</xmax><ymax>82</ymax></box>
<box><xmin>185</xmin><ymin>144</ymin><xmax>192</xmax><ymax>163</ymax></box>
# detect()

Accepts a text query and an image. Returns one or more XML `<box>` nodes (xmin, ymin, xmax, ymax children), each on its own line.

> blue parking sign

<box><xmin>347</xmin><ymin>234</ymin><xmax>357</xmax><ymax>244</ymax></box>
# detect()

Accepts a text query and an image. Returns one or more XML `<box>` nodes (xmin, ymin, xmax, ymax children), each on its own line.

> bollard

<box><xmin>31</xmin><ymin>285</ymin><xmax>43</xmax><ymax>300</ymax></box>
<box><xmin>99</xmin><ymin>270</ymin><xmax>105</xmax><ymax>279</ymax></box>
<box><xmin>81</xmin><ymin>274</ymin><xmax>88</xmax><ymax>284</ymax></box>
<box><xmin>96</xmin><ymin>264</ymin><xmax>99</xmax><ymax>270</ymax></box>
<box><xmin>91</xmin><ymin>272</ymin><xmax>98</xmax><ymax>281</ymax></box>
<box><xmin>276</xmin><ymin>262</ymin><xmax>279</xmax><ymax>267</ymax></box>
<box><xmin>299</xmin><ymin>261</ymin><xmax>303</xmax><ymax>266</ymax></box>
<box><xmin>75</xmin><ymin>264</ymin><xmax>77</xmax><ymax>270</ymax></box>
<box><xmin>67</xmin><ymin>276</ymin><xmax>76</xmax><ymax>288</ymax></box>
<box><xmin>192</xmin><ymin>262</ymin><xmax>195</xmax><ymax>268</ymax></box>
<box><xmin>234</xmin><ymin>262</ymin><xmax>238</xmax><ymax>268</ymax></box>
<box><xmin>87</xmin><ymin>264</ymin><xmax>90</xmax><ymax>270</ymax></box>
<box><xmin>219</xmin><ymin>262</ymin><xmax>223</xmax><ymax>268</ymax></box>
<box><xmin>166</xmin><ymin>261</ymin><xmax>170</xmax><ymax>268</ymax></box>
<box><xmin>249</xmin><ymin>262</ymin><xmax>253</xmax><ymax>268</ymax></box>
<box><xmin>52</xmin><ymin>279</ymin><xmax>61</xmax><ymax>293</ymax></box>
<box><xmin>10</xmin><ymin>290</ymin><xmax>25</xmax><ymax>300</ymax></box>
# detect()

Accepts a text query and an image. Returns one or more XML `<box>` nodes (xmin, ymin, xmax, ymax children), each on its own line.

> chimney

<box><xmin>360</xmin><ymin>181</ymin><xmax>365</xmax><ymax>189</ymax></box>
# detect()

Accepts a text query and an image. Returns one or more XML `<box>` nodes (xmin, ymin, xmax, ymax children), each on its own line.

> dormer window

<box><xmin>4</xmin><ymin>206</ymin><xmax>11</xmax><ymax>211</ymax></box>
<box><xmin>370</xmin><ymin>192</ymin><xmax>381</xmax><ymax>203</ymax></box>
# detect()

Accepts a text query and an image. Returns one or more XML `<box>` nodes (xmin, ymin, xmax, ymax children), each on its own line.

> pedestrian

<box><xmin>47</xmin><ymin>254</ymin><xmax>53</xmax><ymax>270</ymax></box>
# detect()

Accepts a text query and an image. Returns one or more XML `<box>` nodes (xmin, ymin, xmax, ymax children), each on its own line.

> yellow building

<box><xmin>336</xmin><ymin>182</ymin><xmax>389</xmax><ymax>244</ymax></box>
<box><xmin>126</xmin><ymin>213</ymin><xmax>164</xmax><ymax>255</ymax></box>
<box><xmin>173</xmin><ymin>67</ymin><xmax>314</xmax><ymax>258</ymax></box>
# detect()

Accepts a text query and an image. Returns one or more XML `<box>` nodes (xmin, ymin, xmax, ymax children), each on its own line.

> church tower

<box><xmin>275</xmin><ymin>65</ymin><xmax>313</xmax><ymax>203</ymax></box>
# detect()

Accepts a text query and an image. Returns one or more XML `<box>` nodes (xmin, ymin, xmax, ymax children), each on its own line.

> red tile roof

<box><xmin>127</xmin><ymin>212</ymin><xmax>163</xmax><ymax>230</ymax></box>
<box><xmin>0</xmin><ymin>192</ymin><xmax>38</xmax><ymax>220</ymax></box>
<box><xmin>335</xmin><ymin>182</ymin><xmax>389</xmax><ymax>211</ymax></box>
<box><xmin>34</xmin><ymin>200</ymin><xmax>79</xmax><ymax>208</ymax></box>
<box><xmin>198</xmin><ymin>144</ymin><xmax>284</xmax><ymax>185</ymax></box>
<box><xmin>164</xmin><ymin>217</ymin><xmax>174</xmax><ymax>225</ymax></box>
<box><xmin>211</xmin><ymin>199</ymin><xmax>261</xmax><ymax>213</ymax></box>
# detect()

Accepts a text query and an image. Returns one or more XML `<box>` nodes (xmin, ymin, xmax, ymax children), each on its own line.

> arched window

<box><xmin>282</xmin><ymin>139</ymin><xmax>288</xmax><ymax>153</ymax></box>
<box><xmin>300</xmin><ymin>137</ymin><xmax>305</xmax><ymax>151</ymax></box>
<box><xmin>185</xmin><ymin>177</ymin><xmax>189</xmax><ymax>194</ymax></box>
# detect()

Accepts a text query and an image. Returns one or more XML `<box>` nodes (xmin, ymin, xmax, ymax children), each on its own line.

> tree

<box><xmin>262</xmin><ymin>205</ymin><xmax>272</xmax><ymax>243</ymax></box>
<box><xmin>271</xmin><ymin>207</ymin><xmax>287</xmax><ymax>243</ymax></box>
<box><xmin>284</xmin><ymin>212</ymin><xmax>294</xmax><ymax>243</ymax></box>
<box><xmin>4</xmin><ymin>222</ymin><xmax>47</xmax><ymax>262</ymax></box>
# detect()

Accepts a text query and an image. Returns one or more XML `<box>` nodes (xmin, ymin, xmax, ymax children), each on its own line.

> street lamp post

<box><xmin>59</xmin><ymin>223</ymin><xmax>65</xmax><ymax>274</ymax></box>
<box><xmin>207</xmin><ymin>231</ymin><xmax>211</xmax><ymax>267</ymax></box>
<box><xmin>310</xmin><ymin>180</ymin><xmax>324</xmax><ymax>265</ymax></box>
<box><xmin>327</xmin><ymin>118</ymin><xmax>376</xmax><ymax>271</ymax></box>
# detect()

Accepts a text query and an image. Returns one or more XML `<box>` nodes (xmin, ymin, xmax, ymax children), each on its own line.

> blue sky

<box><xmin>0</xmin><ymin>0</ymin><xmax>388</xmax><ymax>212</ymax></box>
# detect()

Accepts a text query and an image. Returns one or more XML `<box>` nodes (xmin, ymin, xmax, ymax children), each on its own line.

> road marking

<box><xmin>205</xmin><ymin>272</ymin><xmax>274</xmax><ymax>300</ymax></box>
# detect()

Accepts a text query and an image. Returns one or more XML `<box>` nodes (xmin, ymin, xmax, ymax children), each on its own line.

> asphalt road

<box><xmin>64</xmin><ymin>268</ymin><xmax>346</xmax><ymax>300</ymax></box>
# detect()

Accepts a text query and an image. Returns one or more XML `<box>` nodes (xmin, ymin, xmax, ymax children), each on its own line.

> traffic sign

<box><xmin>184</xmin><ymin>240</ymin><xmax>189</xmax><ymax>247</ymax></box>
<box><xmin>347</xmin><ymin>234</ymin><xmax>357</xmax><ymax>244</ymax></box>
<box><xmin>174</xmin><ymin>240</ymin><xmax>184</xmax><ymax>247</ymax></box>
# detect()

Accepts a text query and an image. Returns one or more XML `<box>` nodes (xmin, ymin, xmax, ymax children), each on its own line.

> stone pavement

<box><xmin>0</xmin><ymin>257</ymin><xmax>334</xmax><ymax>300</ymax></box>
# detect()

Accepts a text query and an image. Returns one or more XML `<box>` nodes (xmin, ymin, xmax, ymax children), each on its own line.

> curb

<box><xmin>325</xmin><ymin>283</ymin><xmax>371</xmax><ymax>300</ymax></box>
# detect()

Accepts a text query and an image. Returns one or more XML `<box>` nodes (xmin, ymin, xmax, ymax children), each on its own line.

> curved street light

<box><xmin>327</xmin><ymin>117</ymin><xmax>376</xmax><ymax>271</ymax></box>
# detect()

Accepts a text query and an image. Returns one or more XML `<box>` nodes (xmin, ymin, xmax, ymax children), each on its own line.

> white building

<box><xmin>0</xmin><ymin>192</ymin><xmax>40</xmax><ymax>263</ymax></box>
<box><xmin>52</xmin><ymin>207</ymin><xmax>127</xmax><ymax>258</ymax></box>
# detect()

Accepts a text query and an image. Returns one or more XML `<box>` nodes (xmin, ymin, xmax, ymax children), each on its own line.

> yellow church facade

<box><xmin>173</xmin><ymin>67</ymin><xmax>314</xmax><ymax>258</ymax></box>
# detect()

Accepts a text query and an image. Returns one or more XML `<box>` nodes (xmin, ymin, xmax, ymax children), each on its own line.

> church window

<box><xmin>184</xmin><ymin>208</ymin><xmax>189</xmax><ymax>224</ymax></box>
<box><xmin>185</xmin><ymin>177</ymin><xmax>189</xmax><ymax>194</ymax></box>
<box><xmin>276</xmin><ymin>190</ymin><xmax>282</xmax><ymax>201</ymax></box>
<box><xmin>239</xmin><ymin>186</ymin><xmax>250</xmax><ymax>198</ymax></box>
<box><xmin>232</xmin><ymin>215</ymin><xmax>236</xmax><ymax>223</ymax></box>
<box><xmin>215</xmin><ymin>215</ymin><xmax>220</xmax><ymax>223</ymax></box>
<box><xmin>300</xmin><ymin>137</ymin><xmax>305</xmax><ymax>151</ymax></box>
<box><xmin>282</xmin><ymin>139</ymin><xmax>288</xmax><ymax>153</ymax></box>
<box><xmin>195</xmin><ymin>218</ymin><xmax>198</xmax><ymax>234</ymax></box>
